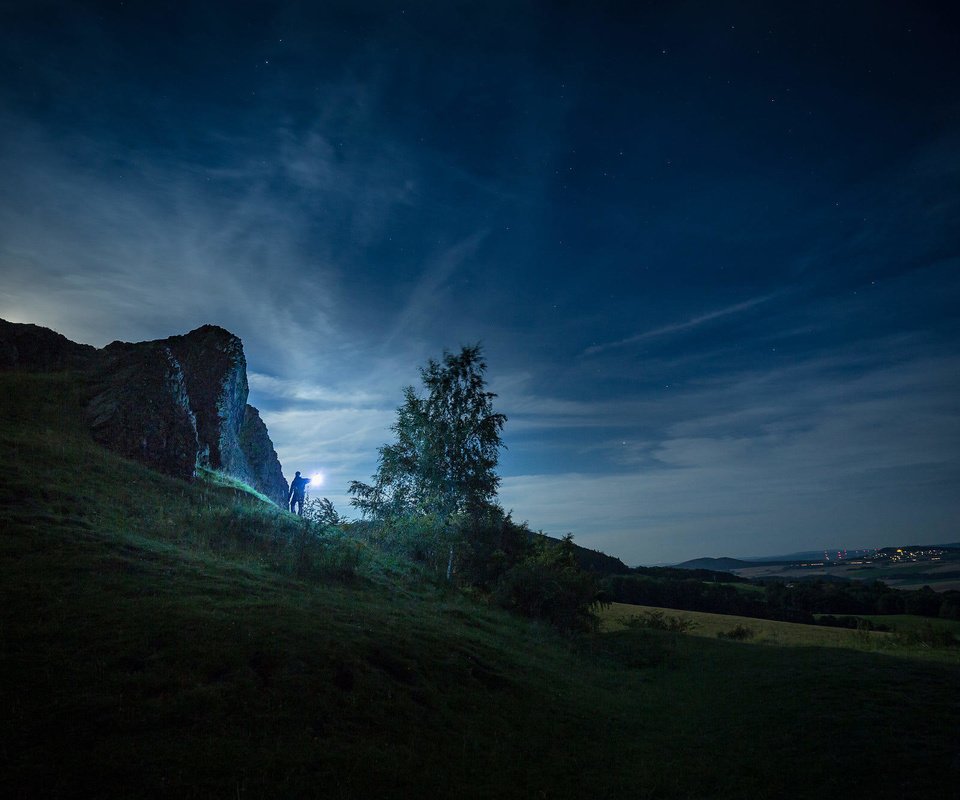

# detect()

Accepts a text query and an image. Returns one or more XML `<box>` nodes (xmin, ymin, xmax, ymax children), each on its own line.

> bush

<box><xmin>293</xmin><ymin>525</ymin><xmax>366</xmax><ymax>580</ymax></box>
<box><xmin>624</xmin><ymin>610</ymin><xmax>697</xmax><ymax>633</ymax></box>
<box><xmin>361</xmin><ymin>514</ymin><xmax>455</xmax><ymax>575</ymax></box>
<box><xmin>302</xmin><ymin>496</ymin><xmax>344</xmax><ymax>527</ymax></box>
<box><xmin>717</xmin><ymin>624</ymin><xmax>755</xmax><ymax>641</ymax></box>
<box><xmin>494</xmin><ymin>534</ymin><xmax>605</xmax><ymax>632</ymax></box>
<box><xmin>455</xmin><ymin>510</ymin><xmax>533</xmax><ymax>588</ymax></box>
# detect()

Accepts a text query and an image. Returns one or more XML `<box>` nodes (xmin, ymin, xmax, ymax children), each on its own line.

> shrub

<box><xmin>302</xmin><ymin>496</ymin><xmax>344</xmax><ymax>527</ymax></box>
<box><xmin>294</xmin><ymin>526</ymin><xmax>366</xmax><ymax>580</ymax></box>
<box><xmin>717</xmin><ymin>624</ymin><xmax>755</xmax><ymax>641</ymax></box>
<box><xmin>494</xmin><ymin>534</ymin><xmax>605</xmax><ymax>632</ymax></box>
<box><xmin>624</xmin><ymin>610</ymin><xmax>697</xmax><ymax>633</ymax></box>
<box><xmin>455</xmin><ymin>510</ymin><xmax>533</xmax><ymax>588</ymax></box>
<box><xmin>362</xmin><ymin>513</ymin><xmax>455</xmax><ymax>574</ymax></box>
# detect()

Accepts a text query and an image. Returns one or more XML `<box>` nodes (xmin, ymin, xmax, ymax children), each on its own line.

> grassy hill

<box><xmin>2</xmin><ymin>371</ymin><xmax>959</xmax><ymax>798</ymax></box>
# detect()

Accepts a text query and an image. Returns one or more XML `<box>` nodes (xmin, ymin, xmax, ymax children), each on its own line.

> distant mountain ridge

<box><xmin>671</xmin><ymin>557</ymin><xmax>757</xmax><ymax>571</ymax></box>
<box><xmin>0</xmin><ymin>319</ymin><xmax>288</xmax><ymax>506</ymax></box>
<box><xmin>673</xmin><ymin>543</ymin><xmax>960</xmax><ymax>573</ymax></box>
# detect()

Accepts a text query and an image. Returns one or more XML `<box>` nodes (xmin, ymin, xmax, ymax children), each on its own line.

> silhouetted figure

<box><xmin>289</xmin><ymin>471</ymin><xmax>310</xmax><ymax>515</ymax></box>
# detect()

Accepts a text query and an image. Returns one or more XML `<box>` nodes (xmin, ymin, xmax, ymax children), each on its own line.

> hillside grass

<box><xmin>196</xmin><ymin>466</ymin><xmax>276</xmax><ymax>505</ymax></box>
<box><xmin>2</xmin><ymin>371</ymin><xmax>959</xmax><ymax>798</ymax></box>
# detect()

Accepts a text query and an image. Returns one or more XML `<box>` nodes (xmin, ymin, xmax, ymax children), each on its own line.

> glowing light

<box><xmin>309</xmin><ymin>471</ymin><xmax>325</xmax><ymax>487</ymax></box>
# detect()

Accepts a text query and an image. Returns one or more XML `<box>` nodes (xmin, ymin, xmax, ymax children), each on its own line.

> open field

<box><xmin>601</xmin><ymin>603</ymin><xmax>960</xmax><ymax>664</ymax></box>
<box><xmin>3</xmin><ymin>371</ymin><xmax>960</xmax><ymax>798</ymax></box>
<box><xmin>602</xmin><ymin>602</ymin><xmax>892</xmax><ymax>646</ymax></box>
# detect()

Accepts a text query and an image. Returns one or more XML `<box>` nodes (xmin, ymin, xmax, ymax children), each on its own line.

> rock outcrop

<box><xmin>0</xmin><ymin>319</ymin><xmax>97</xmax><ymax>371</ymax></box>
<box><xmin>0</xmin><ymin>319</ymin><xmax>289</xmax><ymax>506</ymax></box>
<box><xmin>238</xmin><ymin>405</ymin><xmax>288</xmax><ymax>507</ymax></box>
<box><xmin>87</xmin><ymin>340</ymin><xmax>201</xmax><ymax>480</ymax></box>
<box><xmin>163</xmin><ymin>325</ymin><xmax>250</xmax><ymax>478</ymax></box>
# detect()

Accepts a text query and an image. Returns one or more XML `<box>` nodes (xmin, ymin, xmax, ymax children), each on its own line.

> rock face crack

<box><xmin>165</xmin><ymin>325</ymin><xmax>249</xmax><ymax>475</ymax></box>
<box><xmin>86</xmin><ymin>342</ymin><xmax>201</xmax><ymax>481</ymax></box>
<box><xmin>0</xmin><ymin>319</ymin><xmax>289</xmax><ymax>506</ymax></box>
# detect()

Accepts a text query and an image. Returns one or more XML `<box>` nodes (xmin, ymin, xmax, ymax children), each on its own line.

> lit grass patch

<box><xmin>196</xmin><ymin>467</ymin><xmax>277</xmax><ymax>505</ymax></box>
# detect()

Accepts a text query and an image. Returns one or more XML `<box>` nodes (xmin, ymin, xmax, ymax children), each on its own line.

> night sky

<box><xmin>2</xmin><ymin>1</ymin><xmax>958</xmax><ymax>564</ymax></box>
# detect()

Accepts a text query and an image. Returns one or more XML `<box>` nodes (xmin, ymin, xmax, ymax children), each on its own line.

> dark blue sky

<box><xmin>2</xmin><ymin>1</ymin><xmax>958</xmax><ymax>563</ymax></box>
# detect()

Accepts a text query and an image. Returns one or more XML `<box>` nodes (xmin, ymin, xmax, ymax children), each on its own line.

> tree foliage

<box><xmin>349</xmin><ymin>344</ymin><xmax>506</xmax><ymax>523</ymax></box>
<box><xmin>345</xmin><ymin>346</ymin><xmax>604</xmax><ymax>631</ymax></box>
<box><xmin>302</xmin><ymin>496</ymin><xmax>344</xmax><ymax>528</ymax></box>
<box><xmin>494</xmin><ymin>534</ymin><xmax>607</xmax><ymax>632</ymax></box>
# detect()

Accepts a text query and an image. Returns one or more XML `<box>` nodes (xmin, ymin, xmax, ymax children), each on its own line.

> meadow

<box><xmin>2</xmin><ymin>371</ymin><xmax>958</xmax><ymax>798</ymax></box>
<box><xmin>602</xmin><ymin>603</ymin><xmax>960</xmax><ymax>664</ymax></box>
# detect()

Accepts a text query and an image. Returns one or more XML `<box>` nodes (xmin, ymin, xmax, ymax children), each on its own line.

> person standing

<box><xmin>289</xmin><ymin>471</ymin><xmax>310</xmax><ymax>515</ymax></box>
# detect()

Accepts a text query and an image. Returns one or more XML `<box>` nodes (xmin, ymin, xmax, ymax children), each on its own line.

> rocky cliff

<box><xmin>0</xmin><ymin>319</ymin><xmax>97</xmax><ymax>371</ymax></box>
<box><xmin>0</xmin><ymin>319</ymin><xmax>289</xmax><ymax>506</ymax></box>
<box><xmin>86</xmin><ymin>339</ymin><xmax>201</xmax><ymax>481</ymax></box>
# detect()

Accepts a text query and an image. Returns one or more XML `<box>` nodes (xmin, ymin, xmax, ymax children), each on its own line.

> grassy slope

<box><xmin>2</xmin><ymin>372</ymin><xmax>959</xmax><ymax>799</ymax></box>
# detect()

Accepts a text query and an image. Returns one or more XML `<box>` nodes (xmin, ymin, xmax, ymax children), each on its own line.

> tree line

<box><xmin>602</xmin><ymin>571</ymin><xmax>960</xmax><ymax>624</ymax></box>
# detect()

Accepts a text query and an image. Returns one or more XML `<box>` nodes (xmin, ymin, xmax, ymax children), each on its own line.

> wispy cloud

<box><xmin>0</xmin><ymin>115</ymin><xmax>337</xmax><ymax>359</ymax></box>
<box><xmin>0</xmin><ymin>97</ymin><xmax>438</xmax><ymax>369</ymax></box>
<box><xmin>499</xmin><ymin>340</ymin><xmax>960</xmax><ymax>563</ymax></box>
<box><xmin>582</xmin><ymin>292</ymin><xmax>783</xmax><ymax>356</ymax></box>
<box><xmin>383</xmin><ymin>229</ymin><xmax>489</xmax><ymax>348</ymax></box>
<box><xmin>248</xmin><ymin>372</ymin><xmax>383</xmax><ymax>407</ymax></box>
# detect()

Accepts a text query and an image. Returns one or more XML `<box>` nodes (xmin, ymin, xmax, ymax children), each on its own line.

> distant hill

<box><xmin>672</xmin><ymin>557</ymin><xmax>756</xmax><ymax>571</ymax></box>
<box><xmin>523</xmin><ymin>531</ymin><xmax>631</xmax><ymax>575</ymax></box>
<box><xmin>566</xmin><ymin>540</ymin><xmax>632</xmax><ymax>575</ymax></box>
<box><xmin>743</xmin><ymin>550</ymin><xmax>827</xmax><ymax>563</ymax></box>
<box><xmin>675</xmin><ymin>544</ymin><xmax>960</xmax><ymax>572</ymax></box>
